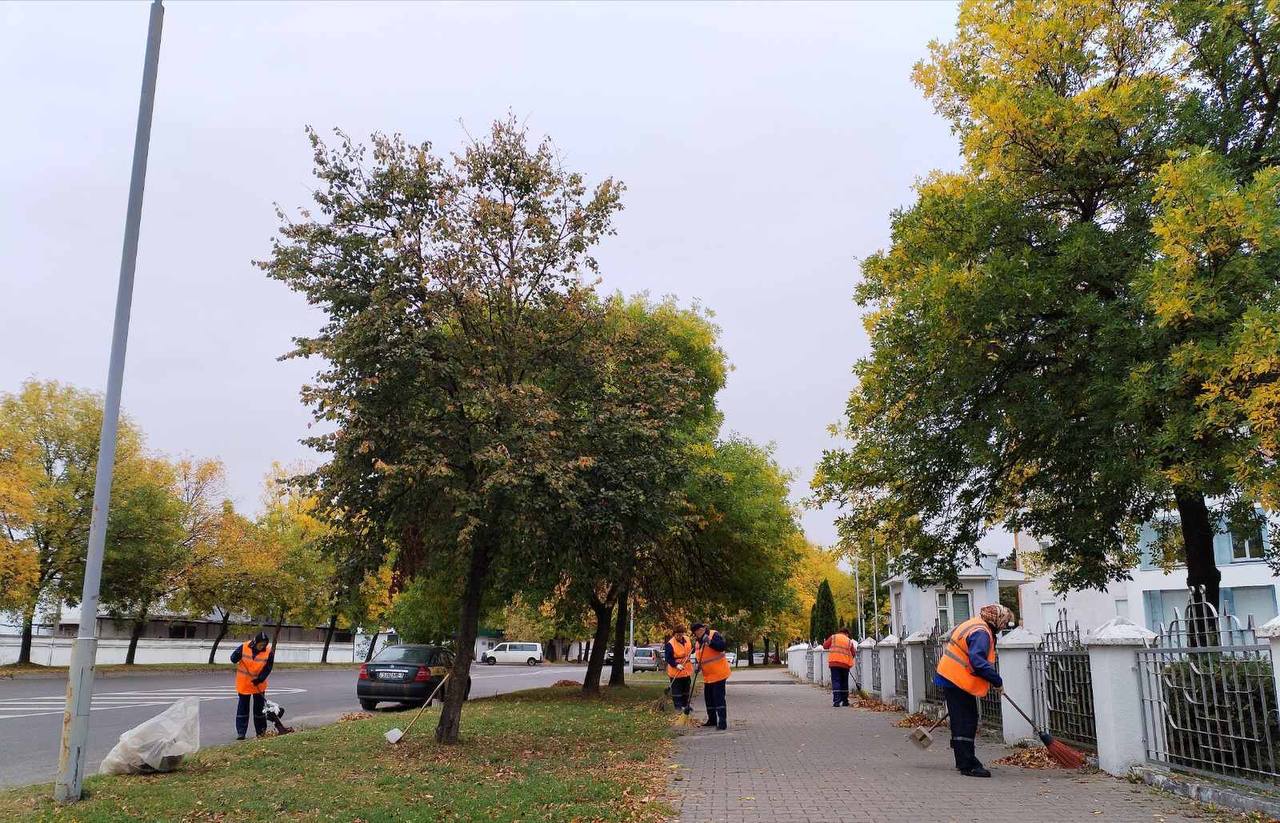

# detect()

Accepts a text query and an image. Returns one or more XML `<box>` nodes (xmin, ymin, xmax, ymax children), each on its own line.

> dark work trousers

<box><xmin>942</xmin><ymin>684</ymin><xmax>983</xmax><ymax>770</ymax></box>
<box><xmin>235</xmin><ymin>692</ymin><xmax>267</xmax><ymax>738</ymax></box>
<box><xmin>830</xmin><ymin>666</ymin><xmax>851</xmax><ymax>706</ymax></box>
<box><xmin>670</xmin><ymin>676</ymin><xmax>692</xmax><ymax>713</ymax></box>
<box><xmin>704</xmin><ymin>680</ymin><xmax>727</xmax><ymax>729</ymax></box>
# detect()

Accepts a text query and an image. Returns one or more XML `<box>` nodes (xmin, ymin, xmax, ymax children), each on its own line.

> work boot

<box><xmin>717</xmin><ymin>711</ymin><xmax>727</xmax><ymax>731</ymax></box>
<box><xmin>702</xmin><ymin>718</ymin><xmax>717</xmax><ymax>727</ymax></box>
<box><xmin>959</xmin><ymin>741</ymin><xmax>990</xmax><ymax>776</ymax></box>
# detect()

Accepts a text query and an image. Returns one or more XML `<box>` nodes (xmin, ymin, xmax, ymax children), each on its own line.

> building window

<box><xmin>1232</xmin><ymin>527</ymin><xmax>1265</xmax><ymax>561</ymax></box>
<box><xmin>936</xmin><ymin>591</ymin><xmax>972</xmax><ymax>631</ymax></box>
<box><xmin>168</xmin><ymin>624</ymin><xmax>196</xmax><ymax>639</ymax></box>
<box><xmin>335</xmin><ymin>631</ymin><xmax>353</xmax><ymax>643</ymax></box>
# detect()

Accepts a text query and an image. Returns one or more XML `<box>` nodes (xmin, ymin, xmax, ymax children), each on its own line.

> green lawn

<box><xmin>0</xmin><ymin>684</ymin><xmax>674</xmax><ymax>823</ymax></box>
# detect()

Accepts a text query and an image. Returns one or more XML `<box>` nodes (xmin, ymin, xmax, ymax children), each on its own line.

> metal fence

<box><xmin>1137</xmin><ymin>594</ymin><xmax>1280</xmax><ymax>787</ymax></box>
<box><xmin>1030</xmin><ymin>613</ymin><xmax>1097</xmax><ymax>748</ymax></box>
<box><xmin>979</xmin><ymin>657</ymin><xmax>1004</xmax><ymax>728</ymax></box>
<box><xmin>923</xmin><ymin>624</ymin><xmax>943</xmax><ymax>704</ymax></box>
<box><xmin>894</xmin><ymin>639</ymin><xmax>908</xmax><ymax>697</ymax></box>
<box><xmin>854</xmin><ymin>646</ymin><xmax>864</xmax><ymax>690</ymax></box>
<box><xmin>871</xmin><ymin>638</ymin><xmax>882</xmax><ymax>693</ymax></box>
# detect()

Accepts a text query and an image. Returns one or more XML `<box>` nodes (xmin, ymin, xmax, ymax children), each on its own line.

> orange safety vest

<box><xmin>827</xmin><ymin>633</ymin><xmax>854</xmax><ymax>669</ymax></box>
<box><xmin>235</xmin><ymin>641</ymin><xmax>272</xmax><ymax>695</ymax></box>
<box><xmin>935</xmin><ymin>617</ymin><xmax>996</xmax><ymax>697</ymax></box>
<box><xmin>696</xmin><ymin>630</ymin><xmax>731</xmax><ymax>684</ymax></box>
<box><xmin>667</xmin><ymin>636</ymin><xmax>693</xmax><ymax>679</ymax></box>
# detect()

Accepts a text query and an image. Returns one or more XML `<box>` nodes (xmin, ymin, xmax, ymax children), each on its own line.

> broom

<box><xmin>670</xmin><ymin>665</ymin><xmax>702</xmax><ymax>727</ymax></box>
<box><xmin>1000</xmin><ymin>692</ymin><xmax>1086</xmax><ymax>768</ymax></box>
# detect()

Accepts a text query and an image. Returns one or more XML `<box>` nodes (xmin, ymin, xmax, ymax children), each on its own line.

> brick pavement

<box><xmin>669</xmin><ymin>668</ymin><xmax>1208</xmax><ymax>823</ymax></box>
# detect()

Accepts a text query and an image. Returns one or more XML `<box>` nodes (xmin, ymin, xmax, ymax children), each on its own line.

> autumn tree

<box><xmin>255</xmin><ymin>466</ymin><xmax>333</xmax><ymax>645</ymax></box>
<box><xmin>0</xmin><ymin>381</ymin><xmax>148</xmax><ymax>664</ymax></box>
<box><xmin>813</xmin><ymin>0</ymin><xmax>1280</xmax><ymax>635</ymax></box>
<box><xmin>177</xmin><ymin>502</ymin><xmax>275</xmax><ymax>664</ymax></box>
<box><xmin>263</xmin><ymin>118</ymin><xmax>623</xmax><ymax>742</ymax></box>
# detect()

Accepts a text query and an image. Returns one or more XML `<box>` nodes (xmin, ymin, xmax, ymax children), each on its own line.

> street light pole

<box><xmin>54</xmin><ymin>0</ymin><xmax>164</xmax><ymax>803</ymax></box>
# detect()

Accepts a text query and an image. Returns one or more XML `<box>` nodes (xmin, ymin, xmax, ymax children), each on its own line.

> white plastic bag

<box><xmin>99</xmin><ymin>696</ymin><xmax>201</xmax><ymax>775</ymax></box>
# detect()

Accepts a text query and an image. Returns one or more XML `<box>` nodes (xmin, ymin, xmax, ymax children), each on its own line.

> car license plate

<box><xmin>380</xmin><ymin>670</ymin><xmax>406</xmax><ymax>680</ymax></box>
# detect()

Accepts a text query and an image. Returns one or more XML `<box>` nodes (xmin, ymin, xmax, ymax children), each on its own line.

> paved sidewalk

<box><xmin>669</xmin><ymin>668</ymin><xmax>1206</xmax><ymax>823</ymax></box>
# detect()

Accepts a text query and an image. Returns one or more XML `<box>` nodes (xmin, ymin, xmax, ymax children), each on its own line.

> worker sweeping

<box><xmin>230</xmin><ymin>631</ymin><xmax>275</xmax><ymax>740</ymax></box>
<box><xmin>822</xmin><ymin>625</ymin><xmax>855</xmax><ymax>707</ymax></box>
<box><xmin>692</xmin><ymin>623</ymin><xmax>730</xmax><ymax>730</ymax></box>
<box><xmin>664</xmin><ymin>625</ymin><xmax>694</xmax><ymax>714</ymax></box>
<box><xmin>932</xmin><ymin>604</ymin><xmax>1013</xmax><ymax>778</ymax></box>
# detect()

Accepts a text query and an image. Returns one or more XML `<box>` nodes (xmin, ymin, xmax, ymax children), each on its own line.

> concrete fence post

<box><xmin>1258</xmin><ymin>617</ymin><xmax>1280</xmax><ymax>706</ymax></box>
<box><xmin>815</xmin><ymin>649</ymin><xmax>831</xmax><ymax>687</ymax></box>
<box><xmin>903</xmin><ymin>630</ymin><xmax>929</xmax><ymax>712</ymax></box>
<box><xmin>994</xmin><ymin>626</ymin><xmax>1040</xmax><ymax>744</ymax></box>
<box><xmin>1088</xmin><ymin>617</ymin><xmax>1156</xmax><ymax>777</ymax></box>
<box><xmin>877</xmin><ymin>634</ymin><xmax>900</xmax><ymax>704</ymax></box>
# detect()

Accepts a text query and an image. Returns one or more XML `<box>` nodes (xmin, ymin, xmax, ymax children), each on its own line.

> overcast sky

<box><xmin>1</xmin><ymin>0</ymin><xmax>968</xmax><ymax>548</ymax></box>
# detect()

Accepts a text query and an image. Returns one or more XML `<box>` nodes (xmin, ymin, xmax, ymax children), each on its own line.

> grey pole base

<box><xmin>54</xmin><ymin>638</ymin><xmax>98</xmax><ymax>802</ymax></box>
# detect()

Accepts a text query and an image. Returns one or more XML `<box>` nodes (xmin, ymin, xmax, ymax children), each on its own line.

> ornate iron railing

<box><xmin>1030</xmin><ymin>612</ymin><xmax>1097</xmax><ymax>748</ymax></box>
<box><xmin>979</xmin><ymin>657</ymin><xmax>1004</xmax><ymax>728</ymax></box>
<box><xmin>854</xmin><ymin>645</ymin><xmax>865</xmax><ymax>690</ymax></box>
<box><xmin>1137</xmin><ymin>592</ymin><xmax>1279</xmax><ymax>787</ymax></box>
<box><xmin>871</xmin><ymin>637</ymin><xmax>882</xmax><ymax>693</ymax></box>
<box><xmin>923</xmin><ymin>623</ymin><xmax>943</xmax><ymax>704</ymax></box>
<box><xmin>894</xmin><ymin>637</ymin><xmax>908</xmax><ymax>697</ymax></box>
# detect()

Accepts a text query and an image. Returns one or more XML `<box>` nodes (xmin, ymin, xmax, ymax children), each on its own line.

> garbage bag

<box><xmin>99</xmin><ymin>696</ymin><xmax>200</xmax><ymax>775</ymax></box>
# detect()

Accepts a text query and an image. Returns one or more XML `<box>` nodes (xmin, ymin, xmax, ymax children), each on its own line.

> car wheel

<box><xmin>359</xmin><ymin>699</ymin><xmax>377</xmax><ymax>711</ymax></box>
<box><xmin>526</xmin><ymin>657</ymin><xmax>538</xmax><ymax>666</ymax></box>
<box><xmin>485</xmin><ymin>656</ymin><xmax>496</xmax><ymax>665</ymax></box>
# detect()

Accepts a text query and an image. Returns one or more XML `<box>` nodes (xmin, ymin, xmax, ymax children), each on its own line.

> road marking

<box><xmin>0</xmin><ymin>687</ymin><xmax>306</xmax><ymax>721</ymax></box>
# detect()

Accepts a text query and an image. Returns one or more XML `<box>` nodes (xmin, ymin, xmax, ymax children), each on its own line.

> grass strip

<box><xmin>0</xmin><ymin>684</ymin><xmax>673</xmax><ymax>823</ymax></box>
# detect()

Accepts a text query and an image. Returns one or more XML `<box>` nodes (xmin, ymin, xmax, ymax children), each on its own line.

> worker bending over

<box><xmin>932</xmin><ymin>604</ymin><xmax>1013</xmax><ymax>778</ymax></box>
<box><xmin>822</xmin><ymin>626</ymin><xmax>855</xmax><ymax>707</ymax></box>
<box><xmin>231</xmin><ymin>631</ymin><xmax>275</xmax><ymax>739</ymax></box>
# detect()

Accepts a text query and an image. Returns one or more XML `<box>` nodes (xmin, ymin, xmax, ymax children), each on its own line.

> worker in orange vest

<box><xmin>692</xmin><ymin>622</ymin><xmax>730</xmax><ymax>730</ymax></box>
<box><xmin>664</xmin><ymin>625</ymin><xmax>694</xmax><ymax>714</ymax></box>
<box><xmin>822</xmin><ymin>626</ymin><xmax>856</xmax><ymax>707</ymax></box>
<box><xmin>230</xmin><ymin>631</ymin><xmax>275</xmax><ymax>739</ymax></box>
<box><xmin>933</xmin><ymin>604</ymin><xmax>1013</xmax><ymax>777</ymax></box>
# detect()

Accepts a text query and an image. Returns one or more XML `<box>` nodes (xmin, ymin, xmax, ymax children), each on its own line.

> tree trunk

<box><xmin>581</xmin><ymin>599</ymin><xmax>614</xmax><ymax>694</ymax></box>
<box><xmin>436</xmin><ymin>537</ymin><xmax>493</xmax><ymax>744</ymax></box>
<box><xmin>271</xmin><ymin>612</ymin><xmax>285</xmax><ymax>646</ymax></box>
<box><xmin>124</xmin><ymin>606</ymin><xmax>148</xmax><ymax>665</ymax></box>
<box><xmin>581</xmin><ymin>640</ymin><xmax>590</xmax><ymax>663</ymax></box>
<box><xmin>608</xmin><ymin>588</ymin><xmax>629</xmax><ymax>687</ymax></box>
<box><xmin>17</xmin><ymin>605</ymin><xmax>36</xmax><ymax>666</ymax></box>
<box><xmin>546</xmin><ymin>639</ymin><xmax>557</xmax><ymax>662</ymax></box>
<box><xmin>321</xmin><ymin>611</ymin><xmax>338</xmax><ymax>664</ymax></box>
<box><xmin>747</xmin><ymin>640</ymin><xmax>755</xmax><ymax>667</ymax></box>
<box><xmin>208</xmin><ymin>609</ymin><xmax>231</xmax><ymax>664</ymax></box>
<box><xmin>1176</xmin><ymin>489</ymin><xmax>1221</xmax><ymax>646</ymax></box>
<box><xmin>364</xmin><ymin>630</ymin><xmax>380</xmax><ymax>662</ymax></box>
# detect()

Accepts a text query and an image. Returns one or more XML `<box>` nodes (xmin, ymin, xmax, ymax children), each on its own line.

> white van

<box><xmin>481</xmin><ymin>641</ymin><xmax>544</xmax><ymax>666</ymax></box>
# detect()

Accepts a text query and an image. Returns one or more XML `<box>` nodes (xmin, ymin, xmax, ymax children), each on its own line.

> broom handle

<box><xmin>927</xmin><ymin>711</ymin><xmax>949</xmax><ymax>732</ymax></box>
<box><xmin>401</xmin><ymin>673</ymin><xmax>451</xmax><ymax>736</ymax></box>
<box><xmin>999</xmin><ymin>691</ymin><xmax>1037</xmax><ymax>729</ymax></box>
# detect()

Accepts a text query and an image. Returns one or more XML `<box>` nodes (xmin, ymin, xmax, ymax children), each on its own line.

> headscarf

<box><xmin>979</xmin><ymin>603</ymin><xmax>1014</xmax><ymax>630</ymax></box>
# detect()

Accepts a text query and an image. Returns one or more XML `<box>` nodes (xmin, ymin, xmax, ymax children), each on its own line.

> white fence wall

<box><xmin>1</xmin><ymin>636</ymin><xmax>358</xmax><ymax>666</ymax></box>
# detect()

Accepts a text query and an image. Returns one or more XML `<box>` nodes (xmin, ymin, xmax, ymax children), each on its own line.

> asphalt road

<box><xmin>0</xmin><ymin>663</ymin><xmax>586</xmax><ymax>789</ymax></box>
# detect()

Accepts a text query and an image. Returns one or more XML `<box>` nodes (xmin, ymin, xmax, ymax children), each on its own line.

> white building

<box><xmin>1014</xmin><ymin>521</ymin><xmax>1277</xmax><ymax>635</ymax></box>
<box><xmin>885</xmin><ymin>551</ymin><xmax>1027</xmax><ymax>636</ymax></box>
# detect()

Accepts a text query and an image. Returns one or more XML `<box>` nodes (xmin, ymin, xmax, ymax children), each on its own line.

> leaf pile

<box><xmin>993</xmin><ymin>747</ymin><xmax>1067</xmax><ymax>769</ymax></box>
<box><xmin>894</xmin><ymin>712</ymin><xmax>946</xmax><ymax>728</ymax></box>
<box><xmin>338</xmin><ymin>712</ymin><xmax>373</xmax><ymax>723</ymax></box>
<box><xmin>553</xmin><ymin>679</ymin><xmax>581</xmax><ymax>687</ymax></box>
<box><xmin>852</xmin><ymin>696</ymin><xmax>904</xmax><ymax>712</ymax></box>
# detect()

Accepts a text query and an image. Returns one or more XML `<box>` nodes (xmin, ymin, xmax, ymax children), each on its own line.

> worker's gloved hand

<box><xmin>252</xmin><ymin>677</ymin><xmax>265</xmax><ymax>686</ymax></box>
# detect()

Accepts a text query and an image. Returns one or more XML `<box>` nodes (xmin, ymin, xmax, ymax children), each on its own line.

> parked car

<box><xmin>631</xmin><ymin>647</ymin><xmax>660</xmax><ymax>672</ymax></box>
<box><xmin>481</xmin><ymin>641</ymin><xmax>544</xmax><ymax>666</ymax></box>
<box><xmin>604</xmin><ymin>648</ymin><xmax>629</xmax><ymax>666</ymax></box>
<box><xmin>357</xmin><ymin>644</ymin><xmax>470</xmax><ymax>710</ymax></box>
<box><xmin>725</xmin><ymin>651</ymin><xmax>738</xmax><ymax>667</ymax></box>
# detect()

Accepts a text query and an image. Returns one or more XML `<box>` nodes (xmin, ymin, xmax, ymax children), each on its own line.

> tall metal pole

<box><xmin>853</xmin><ymin>559</ymin><xmax>863</xmax><ymax>640</ymax></box>
<box><xmin>870</xmin><ymin>552</ymin><xmax>879</xmax><ymax>639</ymax></box>
<box><xmin>54</xmin><ymin>0</ymin><xmax>164</xmax><ymax>803</ymax></box>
